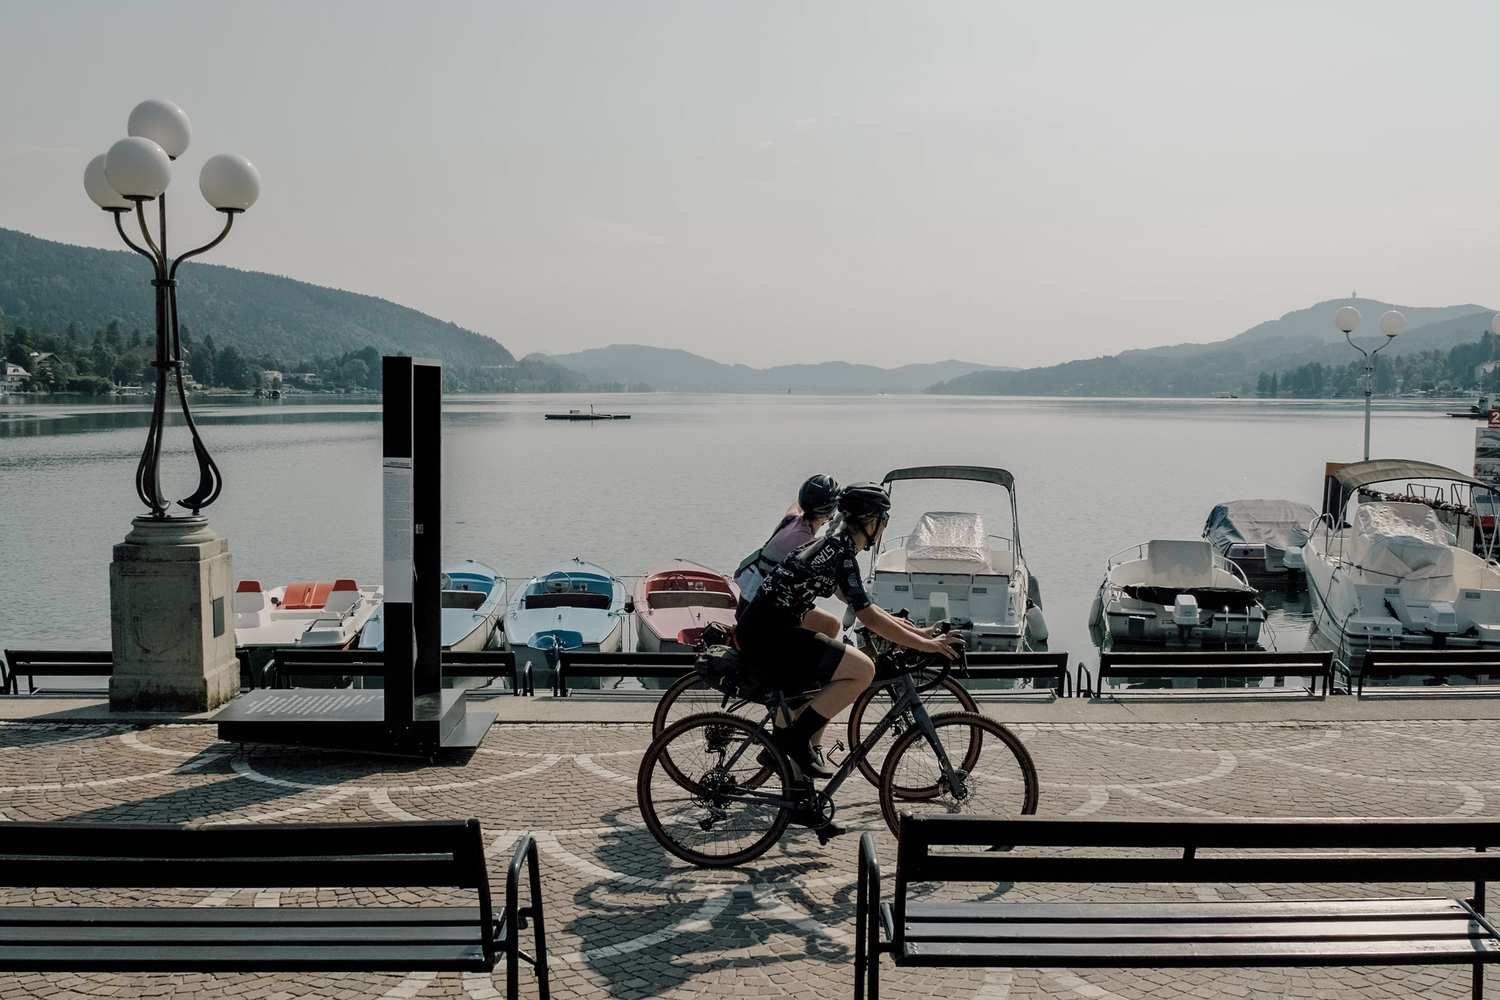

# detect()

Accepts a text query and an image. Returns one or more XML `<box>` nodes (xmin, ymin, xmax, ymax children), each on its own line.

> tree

<box><xmin>338</xmin><ymin>357</ymin><xmax>369</xmax><ymax>389</ymax></box>
<box><xmin>216</xmin><ymin>345</ymin><xmax>252</xmax><ymax>389</ymax></box>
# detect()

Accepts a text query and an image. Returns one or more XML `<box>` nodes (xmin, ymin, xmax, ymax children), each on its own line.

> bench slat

<box><xmin>0</xmin><ymin>943</ymin><xmax>490</xmax><ymax>971</ymax></box>
<box><xmin>906</xmin><ymin>898</ymin><xmax>1469</xmax><ymax>923</ymax></box>
<box><xmin>0</xmin><ymin>921</ymin><xmax>481</xmax><ymax>944</ymax></box>
<box><xmin>0</xmin><ymin>906</ymin><xmax>480</xmax><ymax>926</ymax></box>
<box><xmin>0</xmin><ymin>859</ymin><xmax>474</xmax><ymax>888</ymax></box>
<box><xmin>905</xmin><ymin>916</ymin><xmax>1489</xmax><ymax>944</ymax></box>
<box><xmin>902</xmin><ymin>934</ymin><xmax>1500</xmax><ymax>967</ymax></box>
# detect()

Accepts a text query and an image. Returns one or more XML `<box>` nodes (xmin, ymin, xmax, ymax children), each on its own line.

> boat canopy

<box><xmin>1204</xmin><ymin>499</ymin><xmax>1319</xmax><ymax>552</ymax></box>
<box><xmin>882</xmin><ymin>466</ymin><xmax>1015</xmax><ymax>490</ymax></box>
<box><xmin>1330</xmin><ymin>459</ymin><xmax>1487</xmax><ymax>492</ymax></box>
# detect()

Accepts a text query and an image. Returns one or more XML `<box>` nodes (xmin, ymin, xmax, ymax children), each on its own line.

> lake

<box><xmin>0</xmin><ymin>393</ymin><xmax>1485</xmax><ymax>671</ymax></box>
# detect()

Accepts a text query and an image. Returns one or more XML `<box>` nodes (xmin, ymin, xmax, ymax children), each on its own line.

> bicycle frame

<box><xmin>710</xmin><ymin>667</ymin><xmax>964</xmax><ymax>811</ymax></box>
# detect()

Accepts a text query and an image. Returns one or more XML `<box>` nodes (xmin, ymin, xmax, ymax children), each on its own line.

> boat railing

<box><xmin>1104</xmin><ymin>542</ymin><xmax>1254</xmax><ymax>588</ymax></box>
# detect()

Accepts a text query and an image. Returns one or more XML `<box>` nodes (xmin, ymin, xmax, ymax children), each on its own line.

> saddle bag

<box><xmin>695</xmin><ymin>644</ymin><xmax>771</xmax><ymax>705</ymax></box>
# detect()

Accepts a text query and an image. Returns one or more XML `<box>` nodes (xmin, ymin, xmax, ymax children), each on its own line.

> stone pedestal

<box><xmin>110</xmin><ymin>516</ymin><xmax>239</xmax><ymax>712</ymax></box>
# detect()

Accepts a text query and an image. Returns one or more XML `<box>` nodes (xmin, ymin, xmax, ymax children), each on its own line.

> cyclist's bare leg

<box><xmin>809</xmin><ymin>646</ymin><xmax>875</xmax><ymax>720</ymax></box>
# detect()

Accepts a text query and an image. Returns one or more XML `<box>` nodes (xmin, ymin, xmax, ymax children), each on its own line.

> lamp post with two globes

<box><xmin>1336</xmin><ymin>304</ymin><xmax>1405</xmax><ymax>461</ymax></box>
<box><xmin>83</xmin><ymin>98</ymin><xmax>260</xmax><ymax>520</ymax></box>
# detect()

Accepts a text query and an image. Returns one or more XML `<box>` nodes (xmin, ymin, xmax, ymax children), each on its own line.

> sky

<box><xmin>2</xmin><ymin>1</ymin><xmax>1499</xmax><ymax>369</ymax></box>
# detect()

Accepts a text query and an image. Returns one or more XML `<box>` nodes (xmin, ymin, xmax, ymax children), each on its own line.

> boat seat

<box><xmin>321</xmin><ymin>580</ymin><xmax>361</xmax><ymax>616</ymax></box>
<box><xmin>443</xmin><ymin>590</ymin><xmax>487</xmax><ymax>611</ymax></box>
<box><xmin>524</xmin><ymin>592</ymin><xmax>611</xmax><ymax>611</ymax></box>
<box><xmin>648</xmin><ymin>591</ymin><xmax>737</xmax><ymax>611</ymax></box>
<box><xmin>1145</xmin><ymin>540</ymin><xmax>1215</xmax><ymax>589</ymax></box>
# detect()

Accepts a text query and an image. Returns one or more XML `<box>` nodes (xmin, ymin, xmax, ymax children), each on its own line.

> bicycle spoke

<box><xmin>879</xmin><ymin>712</ymin><xmax>1039</xmax><ymax>841</ymax></box>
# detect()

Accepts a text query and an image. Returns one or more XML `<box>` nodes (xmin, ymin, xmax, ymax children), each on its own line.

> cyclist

<box><xmin>736</xmin><ymin>482</ymin><xmax>963</xmax><ymax>779</ymax></box>
<box><xmin>733</xmin><ymin>474</ymin><xmax>840</xmax><ymax>619</ymax></box>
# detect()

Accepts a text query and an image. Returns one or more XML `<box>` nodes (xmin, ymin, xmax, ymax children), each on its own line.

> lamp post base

<box><xmin>109</xmin><ymin>516</ymin><xmax>239</xmax><ymax>713</ymax></box>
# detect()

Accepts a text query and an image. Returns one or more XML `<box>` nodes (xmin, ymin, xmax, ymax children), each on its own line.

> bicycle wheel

<box><xmin>877</xmin><ymin>711</ymin><xmax>1038</xmax><ymax>838</ymax></box>
<box><xmin>846</xmin><ymin>675</ymin><xmax>978</xmax><ymax>793</ymax></box>
<box><xmin>638</xmin><ymin>712</ymin><xmax>793</xmax><ymax>868</ymax></box>
<box><xmin>653</xmin><ymin>673</ymin><xmax>776</xmax><ymax>789</ymax></box>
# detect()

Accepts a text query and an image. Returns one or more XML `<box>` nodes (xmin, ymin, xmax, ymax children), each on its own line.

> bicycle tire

<box><xmin>652</xmin><ymin>672</ymin><xmax>775</xmax><ymax>789</ymax></box>
<box><xmin>638</xmin><ymin>712</ymin><xmax>793</xmax><ymax>868</ymax></box>
<box><xmin>846</xmin><ymin>674</ymin><xmax>978</xmax><ymax>793</ymax></box>
<box><xmin>877</xmin><ymin>711</ymin><xmax>1039</xmax><ymax>839</ymax></box>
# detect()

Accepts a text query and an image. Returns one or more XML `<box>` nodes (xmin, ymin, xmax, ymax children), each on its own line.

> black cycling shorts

<box><xmin>739</xmin><ymin>626</ymin><xmax>847</xmax><ymax>694</ymax></box>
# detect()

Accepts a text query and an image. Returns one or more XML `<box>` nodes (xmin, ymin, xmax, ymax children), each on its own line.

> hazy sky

<box><xmin>3</xmin><ymin>1</ymin><xmax>1498</xmax><ymax>368</ymax></box>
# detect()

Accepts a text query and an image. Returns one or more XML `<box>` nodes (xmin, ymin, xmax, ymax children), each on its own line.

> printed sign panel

<box><xmin>1475</xmin><ymin>428</ymin><xmax>1500</xmax><ymax>485</ymax></box>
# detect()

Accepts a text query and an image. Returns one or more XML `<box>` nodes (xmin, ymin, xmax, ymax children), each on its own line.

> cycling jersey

<box><xmin>744</xmin><ymin>529</ymin><xmax>871</xmax><ymax>631</ymax></box>
<box><xmin>733</xmin><ymin>515</ymin><xmax>817</xmax><ymax>604</ymax></box>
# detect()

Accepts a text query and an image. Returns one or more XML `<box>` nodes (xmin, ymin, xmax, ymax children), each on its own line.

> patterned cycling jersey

<box><xmin>746</xmin><ymin>529</ymin><xmax>871</xmax><ymax>629</ymax></box>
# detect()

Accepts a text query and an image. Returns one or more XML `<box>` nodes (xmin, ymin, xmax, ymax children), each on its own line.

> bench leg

<box><xmin>1475</xmin><ymin>961</ymin><xmax>1483</xmax><ymax>1000</ymax></box>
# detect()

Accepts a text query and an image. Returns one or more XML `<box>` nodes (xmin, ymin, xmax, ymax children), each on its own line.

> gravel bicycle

<box><xmin>636</xmin><ymin>641</ymin><xmax>1038</xmax><ymax>868</ymax></box>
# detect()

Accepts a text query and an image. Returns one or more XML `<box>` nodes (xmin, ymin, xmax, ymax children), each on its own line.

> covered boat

<box><xmin>868</xmin><ymin>466</ymin><xmax>1048</xmax><ymax>650</ymax></box>
<box><xmin>1303</xmin><ymin>459</ymin><xmax>1500</xmax><ymax>648</ymax></box>
<box><xmin>505</xmin><ymin>558</ymin><xmax>627</xmax><ymax>687</ymax></box>
<box><xmin>1091</xmin><ymin>539</ymin><xmax>1265</xmax><ymax>646</ymax></box>
<box><xmin>234</xmin><ymin>578</ymin><xmax>383</xmax><ymax>649</ymax></box>
<box><xmin>635</xmin><ymin>564</ymin><xmax>739</xmax><ymax>652</ymax></box>
<box><xmin>358</xmin><ymin>559</ymin><xmax>507</xmax><ymax>653</ymax></box>
<box><xmin>1202</xmin><ymin>499</ymin><xmax>1318</xmax><ymax>576</ymax></box>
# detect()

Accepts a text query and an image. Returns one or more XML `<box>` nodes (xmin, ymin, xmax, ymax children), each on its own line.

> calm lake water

<box><xmin>0</xmin><ymin>393</ymin><xmax>1485</xmax><ymax>670</ymax></box>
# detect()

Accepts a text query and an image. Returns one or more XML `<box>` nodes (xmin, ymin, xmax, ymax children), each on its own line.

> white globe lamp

<box><xmin>1336</xmin><ymin>305</ymin><xmax>1361</xmax><ymax>335</ymax></box>
<box><xmin>1379</xmin><ymin>310</ymin><xmax>1405</xmax><ymax>339</ymax></box>
<box><xmin>127</xmin><ymin>99</ymin><xmax>192</xmax><ymax>160</ymax></box>
<box><xmin>83</xmin><ymin>154</ymin><xmax>131</xmax><ymax>210</ymax></box>
<box><xmin>199</xmin><ymin>154</ymin><xmax>260</xmax><ymax>212</ymax></box>
<box><xmin>104</xmin><ymin>136</ymin><xmax>171</xmax><ymax>200</ymax></box>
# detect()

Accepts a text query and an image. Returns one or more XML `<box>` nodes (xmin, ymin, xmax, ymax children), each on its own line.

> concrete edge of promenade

<box><xmin>5</xmin><ymin>691</ymin><xmax>1500</xmax><ymax>726</ymax></box>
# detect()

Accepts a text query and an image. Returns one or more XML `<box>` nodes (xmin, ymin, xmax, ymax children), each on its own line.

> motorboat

<box><xmin>358</xmin><ymin>559</ymin><xmax>507</xmax><ymax>653</ymax></box>
<box><xmin>635</xmin><ymin>563</ymin><xmax>739</xmax><ymax>652</ymax></box>
<box><xmin>1301</xmin><ymin>459</ymin><xmax>1500</xmax><ymax>648</ymax></box>
<box><xmin>234</xmin><ymin>578</ymin><xmax>383</xmax><ymax>649</ymax></box>
<box><xmin>1090</xmin><ymin>540</ymin><xmax>1265</xmax><ymax>646</ymax></box>
<box><xmin>867</xmin><ymin>466</ymin><xmax>1048</xmax><ymax>650</ymax></box>
<box><xmin>1446</xmin><ymin>396</ymin><xmax>1493</xmax><ymax>419</ymax></box>
<box><xmin>1202</xmin><ymin>499</ymin><xmax>1319</xmax><ymax>577</ymax></box>
<box><xmin>505</xmin><ymin>558</ymin><xmax>627</xmax><ymax>686</ymax></box>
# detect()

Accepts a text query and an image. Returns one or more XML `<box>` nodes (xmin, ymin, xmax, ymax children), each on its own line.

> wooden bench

<box><xmin>0</xmin><ymin>819</ymin><xmax>549</xmax><ymax>997</ymax></box>
<box><xmin>1359</xmin><ymin>649</ymin><xmax>1500</xmax><ymax>697</ymax></box>
<box><xmin>554</xmin><ymin>650</ymin><xmax>696</xmax><ymax>696</ymax></box>
<box><xmin>1084</xmin><ymin>650</ymin><xmax>1334</xmax><ymax>698</ymax></box>
<box><xmin>269</xmin><ymin>648</ymin><xmax>527</xmax><ymax>695</ymax></box>
<box><xmin>961</xmin><ymin>651</ymin><xmax>1072</xmax><ymax>698</ymax></box>
<box><xmin>2</xmin><ymin>649</ymin><xmax>113</xmax><ymax>695</ymax></box>
<box><xmin>856</xmin><ymin>815</ymin><xmax>1500</xmax><ymax>1000</ymax></box>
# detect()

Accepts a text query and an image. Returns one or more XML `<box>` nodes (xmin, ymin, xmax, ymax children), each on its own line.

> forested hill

<box><xmin>0</xmin><ymin>227</ymin><xmax>513</xmax><ymax>367</ymax></box>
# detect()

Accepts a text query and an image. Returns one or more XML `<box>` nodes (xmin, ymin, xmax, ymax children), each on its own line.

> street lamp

<box><xmin>84</xmin><ymin>99</ymin><xmax>260</xmax><ymax>519</ymax></box>
<box><xmin>1337</xmin><ymin>305</ymin><xmax>1403</xmax><ymax>461</ymax></box>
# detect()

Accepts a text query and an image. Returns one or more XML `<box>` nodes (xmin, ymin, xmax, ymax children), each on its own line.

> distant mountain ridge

<box><xmin>0</xmin><ymin>227</ymin><xmax>513</xmax><ymax>367</ymax></box>
<box><xmin>530</xmin><ymin>344</ymin><xmax>1004</xmax><ymax>393</ymax></box>
<box><xmin>931</xmin><ymin>298</ymin><xmax>1497</xmax><ymax>396</ymax></box>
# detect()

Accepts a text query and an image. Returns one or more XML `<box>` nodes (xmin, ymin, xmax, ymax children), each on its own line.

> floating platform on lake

<box><xmin>545</xmin><ymin>409</ymin><xmax>631</xmax><ymax>421</ymax></box>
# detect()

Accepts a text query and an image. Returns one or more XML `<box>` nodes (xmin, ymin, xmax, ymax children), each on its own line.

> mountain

<box><xmin>530</xmin><ymin>344</ymin><xmax>1001</xmax><ymax>393</ymax></box>
<box><xmin>930</xmin><ymin>298</ymin><xmax>1496</xmax><ymax>396</ymax></box>
<box><xmin>0</xmin><ymin>227</ymin><xmax>513</xmax><ymax>367</ymax></box>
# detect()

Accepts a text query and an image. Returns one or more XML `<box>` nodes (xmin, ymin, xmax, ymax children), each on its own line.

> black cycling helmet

<box><xmin>798</xmin><ymin>474</ymin><xmax>840</xmax><ymax>517</ymax></box>
<box><xmin>837</xmin><ymin>482</ymin><xmax>891</xmax><ymax>521</ymax></box>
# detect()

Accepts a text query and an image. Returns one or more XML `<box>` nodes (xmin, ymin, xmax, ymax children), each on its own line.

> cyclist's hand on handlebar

<box><xmin>922</xmin><ymin>633</ymin><xmax>965</xmax><ymax>661</ymax></box>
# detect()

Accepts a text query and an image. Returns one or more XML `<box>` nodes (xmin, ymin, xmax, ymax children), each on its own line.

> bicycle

<box><xmin>636</xmin><ymin>644</ymin><xmax>1038</xmax><ymax>868</ymax></box>
<box><xmin>650</xmin><ymin>617</ymin><xmax>980</xmax><ymax>791</ymax></box>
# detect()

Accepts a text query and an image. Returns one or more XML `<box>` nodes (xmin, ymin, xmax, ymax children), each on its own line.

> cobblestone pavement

<box><xmin>1</xmin><ymin>715</ymin><xmax>1499</xmax><ymax>999</ymax></box>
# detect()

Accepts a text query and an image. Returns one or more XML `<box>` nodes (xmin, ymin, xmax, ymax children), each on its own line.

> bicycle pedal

<box><xmin>815</xmin><ymin>823</ymin><xmax>846</xmax><ymax>845</ymax></box>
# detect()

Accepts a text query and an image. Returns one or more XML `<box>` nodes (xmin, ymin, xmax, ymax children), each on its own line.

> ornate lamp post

<box><xmin>83</xmin><ymin>98</ymin><xmax>260</xmax><ymax>519</ymax></box>
<box><xmin>84</xmin><ymin>99</ymin><xmax>259</xmax><ymax>712</ymax></box>
<box><xmin>1336</xmin><ymin>304</ymin><xmax>1404</xmax><ymax>461</ymax></box>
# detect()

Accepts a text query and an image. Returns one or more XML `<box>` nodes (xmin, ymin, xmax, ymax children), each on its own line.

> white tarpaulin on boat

<box><xmin>1347</xmin><ymin>502</ymin><xmax>1457</xmax><ymax>597</ymax></box>
<box><xmin>1143</xmin><ymin>539</ymin><xmax>1218</xmax><ymax>589</ymax></box>
<box><xmin>905</xmin><ymin>512</ymin><xmax>993</xmax><ymax>573</ymax></box>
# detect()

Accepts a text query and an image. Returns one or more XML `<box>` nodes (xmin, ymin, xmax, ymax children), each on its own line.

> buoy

<box><xmin>1025</xmin><ymin>606</ymin><xmax>1049</xmax><ymax>642</ymax></box>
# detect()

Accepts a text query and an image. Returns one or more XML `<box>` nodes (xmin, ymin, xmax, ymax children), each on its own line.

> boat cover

<box><xmin>1346</xmin><ymin>502</ymin><xmax>1458</xmax><ymax>596</ymax></box>
<box><xmin>1144</xmin><ymin>540</ymin><xmax>1217</xmax><ymax>589</ymax></box>
<box><xmin>1203</xmin><ymin>499</ymin><xmax>1318</xmax><ymax>552</ymax></box>
<box><xmin>905</xmin><ymin>512</ymin><xmax>992</xmax><ymax>573</ymax></box>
